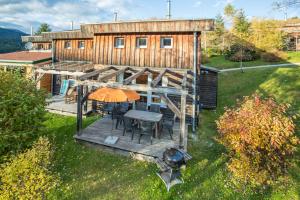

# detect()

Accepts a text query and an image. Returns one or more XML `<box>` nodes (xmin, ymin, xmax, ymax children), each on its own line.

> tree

<box><xmin>250</xmin><ymin>19</ymin><xmax>287</xmax><ymax>52</ymax></box>
<box><xmin>206</xmin><ymin>14</ymin><xmax>227</xmax><ymax>55</ymax></box>
<box><xmin>217</xmin><ymin>94</ymin><xmax>299</xmax><ymax>187</ymax></box>
<box><xmin>224</xmin><ymin>3</ymin><xmax>236</xmax><ymax>19</ymax></box>
<box><xmin>273</xmin><ymin>0</ymin><xmax>300</xmax><ymax>9</ymax></box>
<box><xmin>232</xmin><ymin>9</ymin><xmax>251</xmax><ymax>39</ymax></box>
<box><xmin>35</xmin><ymin>23</ymin><xmax>51</xmax><ymax>35</ymax></box>
<box><xmin>0</xmin><ymin>72</ymin><xmax>46</xmax><ymax>159</ymax></box>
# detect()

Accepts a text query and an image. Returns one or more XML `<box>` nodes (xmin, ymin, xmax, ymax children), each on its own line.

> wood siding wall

<box><xmin>93</xmin><ymin>33</ymin><xmax>201</xmax><ymax>69</ymax></box>
<box><xmin>33</xmin><ymin>42</ymin><xmax>52</xmax><ymax>50</ymax></box>
<box><xmin>55</xmin><ymin>39</ymin><xmax>93</xmax><ymax>62</ymax></box>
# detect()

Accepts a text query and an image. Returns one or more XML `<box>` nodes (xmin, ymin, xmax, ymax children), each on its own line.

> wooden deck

<box><xmin>46</xmin><ymin>95</ymin><xmax>91</xmax><ymax>116</ymax></box>
<box><xmin>74</xmin><ymin>116</ymin><xmax>185</xmax><ymax>161</ymax></box>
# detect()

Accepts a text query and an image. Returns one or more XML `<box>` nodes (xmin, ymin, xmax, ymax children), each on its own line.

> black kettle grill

<box><xmin>156</xmin><ymin>148</ymin><xmax>192</xmax><ymax>191</ymax></box>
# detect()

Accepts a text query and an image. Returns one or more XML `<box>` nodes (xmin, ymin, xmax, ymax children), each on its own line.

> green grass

<box><xmin>206</xmin><ymin>51</ymin><xmax>300</xmax><ymax>70</ymax></box>
<box><xmin>44</xmin><ymin>67</ymin><xmax>300</xmax><ymax>199</ymax></box>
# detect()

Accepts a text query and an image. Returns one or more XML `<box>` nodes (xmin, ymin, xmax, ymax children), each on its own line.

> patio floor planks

<box><xmin>46</xmin><ymin>95</ymin><xmax>91</xmax><ymax>116</ymax></box>
<box><xmin>74</xmin><ymin>116</ymin><xmax>185</xmax><ymax>161</ymax></box>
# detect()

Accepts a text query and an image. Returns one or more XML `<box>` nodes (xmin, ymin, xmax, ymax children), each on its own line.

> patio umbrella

<box><xmin>88</xmin><ymin>87</ymin><xmax>140</xmax><ymax>103</ymax></box>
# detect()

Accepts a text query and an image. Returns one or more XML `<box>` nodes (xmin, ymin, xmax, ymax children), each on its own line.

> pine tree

<box><xmin>35</xmin><ymin>23</ymin><xmax>51</xmax><ymax>35</ymax></box>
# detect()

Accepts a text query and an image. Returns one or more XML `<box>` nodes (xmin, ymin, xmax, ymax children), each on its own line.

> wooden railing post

<box><xmin>179</xmin><ymin>91</ymin><xmax>187</xmax><ymax>150</ymax></box>
<box><xmin>77</xmin><ymin>85</ymin><xmax>83</xmax><ymax>134</ymax></box>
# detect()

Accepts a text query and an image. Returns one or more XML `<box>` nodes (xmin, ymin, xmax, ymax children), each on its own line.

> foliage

<box><xmin>35</xmin><ymin>23</ymin><xmax>52</xmax><ymax>35</ymax></box>
<box><xmin>217</xmin><ymin>94</ymin><xmax>299</xmax><ymax>187</ymax></box>
<box><xmin>0</xmin><ymin>71</ymin><xmax>46</xmax><ymax>159</ymax></box>
<box><xmin>250</xmin><ymin>19</ymin><xmax>287</xmax><ymax>52</ymax></box>
<box><xmin>206</xmin><ymin>14</ymin><xmax>227</xmax><ymax>55</ymax></box>
<box><xmin>224</xmin><ymin>4</ymin><xmax>236</xmax><ymax>18</ymax></box>
<box><xmin>225</xmin><ymin>43</ymin><xmax>258</xmax><ymax>62</ymax></box>
<box><xmin>0</xmin><ymin>137</ymin><xmax>60</xmax><ymax>199</ymax></box>
<box><xmin>232</xmin><ymin>9</ymin><xmax>251</xmax><ymax>39</ymax></box>
<box><xmin>260</xmin><ymin>51</ymin><xmax>288</xmax><ymax>62</ymax></box>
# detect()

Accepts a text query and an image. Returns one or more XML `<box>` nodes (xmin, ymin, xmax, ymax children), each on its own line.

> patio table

<box><xmin>124</xmin><ymin>110</ymin><xmax>163</xmax><ymax>138</ymax></box>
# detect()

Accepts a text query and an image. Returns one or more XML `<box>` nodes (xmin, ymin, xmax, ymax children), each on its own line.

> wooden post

<box><xmin>147</xmin><ymin>73</ymin><xmax>153</xmax><ymax>106</ymax></box>
<box><xmin>192</xmin><ymin>32</ymin><xmax>198</xmax><ymax>133</ymax></box>
<box><xmin>77</xmin><ymin>85</ymin><xmax>83</xmax><ymax>134</ymax></box>
<box><xmin>84</xmin><ymin>85</ymin><xmax>88</xmax><ymax>112</ymax></box>
<box><xmin>179</xmin><ymin>92</ymin><xmax>187</xmax><ymax>150</ymax></box>
<box><xmin>161</xmin><ymin>76</ymin><xmax>168</xmax><ymax>105</ymax></box>
<box><xmin>117</xmin><ymin>71</ymin><xmax>124</xmax><ymax>83</ymax></box>
<box><xmin>132</xmin><ymin>79</ymin><xmax>136</xmax><ymax>109</ymax></box>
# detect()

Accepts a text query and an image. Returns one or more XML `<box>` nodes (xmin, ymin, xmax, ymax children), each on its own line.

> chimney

<box><xmin>166</xmin><ymin>0</ymin><xmax>171</xmax><ymax>19</ymax></box>
<box><xmin>71</xmin><ymin>21</ymin><xmax>74</xmax><ymax>30</ymax></box>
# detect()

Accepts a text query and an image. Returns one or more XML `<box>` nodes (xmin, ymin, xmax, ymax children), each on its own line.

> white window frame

<box><xmin>160</xmin><ymin>37</ymin><xmax>173</xmax><ymax>49</ymax></box>
<box><xmin>78</xmin><ymin>41</ymin><xmax>85</xmax><ymax>49</ymax></box>
<box><xmin>136</xmin><ymin>37</ymin><xmax>148</xmax><ymax>48</ymax></box>
<box><xmin>64</xmin><ymin>41</ymin><xmax>71</xmax><ymax>49</ymax></box>
<box><xmin>114</xmin><ymin>37</ymin><xmax>125</xmax><ymax>48</ymax></box>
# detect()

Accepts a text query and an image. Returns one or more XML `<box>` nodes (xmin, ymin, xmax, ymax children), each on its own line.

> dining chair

<box><xmin>150</xmin><ymin>104</ymin><xmax>160</xmax><ymax>113</ymax></box>
<box><xmin>112</xmin><ymin>106</ymin><xmax>123</xmax><ymax>129</ymax></box>
<box><xmin>137</xmin><ymin>121</ymin><xmax>155</xmax><ymax>144</ymax></box>
<box><xmin>161</xmin><ymin>108</ymin><xmax>176</xmax><ymax>140</ymax></box>
<box><xmin>123</xmin><ymin>117</ymin><xmax>137</xmax><ymax>140</ymax></box>
<box><xmin>136</xmin><ymin>102</ymin><xmax>148</xmax><ymax>111</ymax></box>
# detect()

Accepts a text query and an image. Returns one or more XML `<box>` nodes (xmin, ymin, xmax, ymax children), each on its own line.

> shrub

<box><xmin>216</xmin><ymin>94</ymin><xmax>299</xmax><ymax>187</ymax></box>
<box><xmin>0</xmin><ymin>71</ymin><xmax>46</xmax><ymax>158</ymax></box>
<box><xmin>260</xmin><ymin>51</ymin><xmax>288</xmax><ymax>62</ymax></box>
<box><xmin>225</xmin><ymin>43</ymin><xmax>258</xmax><ymax>62</ymax></box>
<box><xmin>0</xmin><ymin>137</ymin><xmax>60</xmax><ymax>199</ymax></box>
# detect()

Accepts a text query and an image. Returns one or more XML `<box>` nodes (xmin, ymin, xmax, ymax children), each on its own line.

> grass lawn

<box><xmin>206</xmin><ymin>51</ymin><xmax>300</xmax><ymax>70</ymax></box>
<box><xmin>44</xmin><ymin>67</ymin><xmax>299</xmax><ymax>199</ymax></box>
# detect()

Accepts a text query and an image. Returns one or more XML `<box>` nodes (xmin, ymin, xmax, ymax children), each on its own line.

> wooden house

<box><xmin>21</xmin><ymin>19</ymin><xmax>217</xmax><ymax>153</ymax></box>
<box><xmin>22</xmin><ymin>36</ymin><xmax>52</xmax><ymax>51</ymax></box>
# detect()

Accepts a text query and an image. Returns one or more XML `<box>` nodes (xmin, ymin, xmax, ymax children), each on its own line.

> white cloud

<box><xmin>214</xmin><ymin>0</ymin><xmax>235</xmax><ymax>7</ymax></box>
<box><xmin>0</xmin><ymin>0</ymin><xmax>135</xmax><ymax>33</ymax></box>
<box><xmin>194</xmin><ymin>1</ymin><xmax>202</xmax><ymax>7</ymax></box>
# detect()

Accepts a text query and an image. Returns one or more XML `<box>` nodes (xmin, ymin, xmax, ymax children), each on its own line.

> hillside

<box><xmin>0</xmin><ymin>28</ymin><xmax>28</xmax><ymax>53</ymax></box>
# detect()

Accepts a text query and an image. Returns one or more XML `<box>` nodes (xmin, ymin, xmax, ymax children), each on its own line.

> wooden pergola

<box><xmin>75</xmin><ymin>65</ymin><xmax>192</xmax><ymax>150</ymax></box>
<box><xmin>34</xmin><ymin>62</ymin><xmax>196</xmax><ymax>150</ymax></box>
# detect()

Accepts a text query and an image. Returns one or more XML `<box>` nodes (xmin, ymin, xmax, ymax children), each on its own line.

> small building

<box><xmin>22</xmin><ymin>35</ymin><xmax>52</xmax><ymax>51</ymax></box>
<box><xmin>0</xmin><ymin>51</ymin><xmax>52</xmax><ymax>91</ymax></box>
<box><xmin>282</xmin><ymin>23</ymin><xmax>300</xmax><ymax>51</ymax></box>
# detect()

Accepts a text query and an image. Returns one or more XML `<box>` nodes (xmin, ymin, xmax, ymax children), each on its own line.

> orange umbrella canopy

<box><xmin>88</xmin><ymin>87</ymin><xmax>140</xmax><ymax>102</ymax></box>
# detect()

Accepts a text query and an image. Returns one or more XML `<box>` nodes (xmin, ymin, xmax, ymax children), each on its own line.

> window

<box><xmin>64</xmin><ymin>41</ymin><xmax>71</xmax><ymax>49</ymax></box>
<box><xmin>136</xmin><ymin>37</ymin><xmax>147</xmax><ymax>48</ymax></box>
<box><xmin>37</xmin><ymin>44</ymin><xmax>44</xmax><ymax>50</ymax></box>
<box><xmin>160</xmin><ymin>37</ymin><xmax>173</xmax><ymax>48</ymax></box>
<box><xmin>78</xmin><ymin>41</ymin><xmax>85</xmax><ymax>49</ymax></box>
<box><xmin>114</xmin><ymin>37</ymin><xmax>124</xmax><ymax>48</ymax></box>
<box><xmin>49</xmin><ymin>43</ymin><xmax>52</xmax><ymax>50</ymax></box>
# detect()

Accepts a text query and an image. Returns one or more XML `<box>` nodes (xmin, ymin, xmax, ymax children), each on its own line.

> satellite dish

<box><xmin>25</xmin><ymin>42</ymin><xmax>33</xmax><ymax>50</ymax></box>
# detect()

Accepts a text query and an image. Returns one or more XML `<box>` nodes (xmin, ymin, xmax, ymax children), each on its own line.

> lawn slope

<box><xmin>46</xmin><ymin>67</ymin><xmax>300</xmax><ymax>200</ymax></box>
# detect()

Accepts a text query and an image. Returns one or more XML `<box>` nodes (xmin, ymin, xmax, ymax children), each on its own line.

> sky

<box><xmin>0</xmin><ymin>0</ymin><xmax>299</xmax><ymax>33</ymax></box>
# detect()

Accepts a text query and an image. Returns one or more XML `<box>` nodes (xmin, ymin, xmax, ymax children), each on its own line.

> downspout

<box><xmin>192</xmin><ymin>32</ymin><xmax>198</xmax><ymax>134</ymax></box>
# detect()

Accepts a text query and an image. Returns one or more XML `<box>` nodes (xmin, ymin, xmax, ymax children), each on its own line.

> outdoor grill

<box><xmin>156</xmin><ymin>148</ymin><xmax>192</xmax><ymax>192</ymax></box>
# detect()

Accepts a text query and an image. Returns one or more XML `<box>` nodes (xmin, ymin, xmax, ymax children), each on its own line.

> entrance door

<box><xmin>52</xmin><ymin>74</ymin><xmax>61</xmax><ymax>95</ymax></box>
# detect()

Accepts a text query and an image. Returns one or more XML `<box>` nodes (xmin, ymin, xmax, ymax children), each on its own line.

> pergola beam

<box><xmin>123</xmin><ymin>68</ymin><xmax>147</xmax><ymax>85</ymax></box>
<box><xmin>79</xmin><ymin>66</ymin><xmax>114</xmax><ymax>80</ymax></box>
<box><xmin>79</xmin><ymin>81</ymin><xmax>187</xmax><ymax>96</ymax></box>
<box><xmin>152</xmin><ymin>69</ymin><xmax>167</xmax><ymax>87</ymax></box>
<box><xmin>97</xmin><ymin>67</ymin><xmax>128</xmax><ymax>82</ymax></box>
<box><xmin>160</xmin><ymin>94</ymin><xmax>181</xmax><ymax>118</ymax></box>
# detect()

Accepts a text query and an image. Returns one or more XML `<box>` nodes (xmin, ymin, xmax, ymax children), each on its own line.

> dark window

<box><xmin>37</xmin><ymin>44</ymin><xmax>44</xmax><ymax>50</ymax></box>
<box><xmin>114</xmin><ymin>37</ymin><xmax>124</xmax><ymax>48</ymax></box>
<box><xmin>136</xmin><ymin>37</ymin><xmax>147</xmax><ymax>48</ymax></box>
<box><xmin>78</xmin><ymin>41</ymin><xmax>85</xmax><ymax>49</ymax></box>
<box><xmin>64</xmin><ymin>41</ymin><xmax>71</xmax><ymax>49</ymax></box>
<box><xmin>161</xmin><ymin>37</ymin><xmax>173</xmax><ymax>48</ymax></box>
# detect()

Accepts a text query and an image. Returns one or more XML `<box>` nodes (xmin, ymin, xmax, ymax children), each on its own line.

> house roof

<box><xmin>22</xmin><ymin>19</ymin><xmax>215</xmax><ymax>42</ymax></box>
<box><xmin>0</xmin><ymin>51</ymin><xmax>52</xmax><ymax>64</ymax></box>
